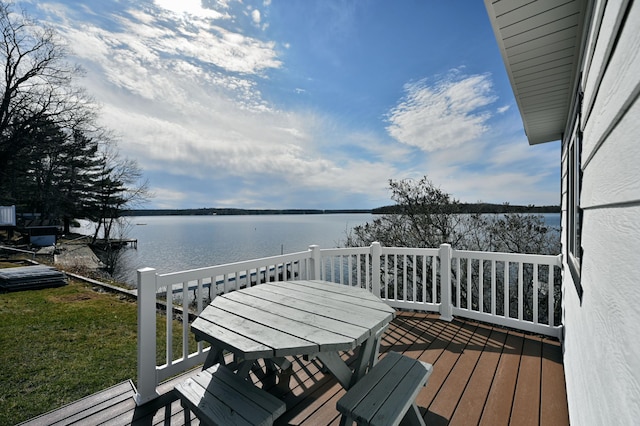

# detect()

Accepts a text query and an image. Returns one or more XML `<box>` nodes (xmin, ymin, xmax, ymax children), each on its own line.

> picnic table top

<box><xmin>191</xmin><ymin>279</ymin><xmax>396</xmax><ymax>360</ymax></box>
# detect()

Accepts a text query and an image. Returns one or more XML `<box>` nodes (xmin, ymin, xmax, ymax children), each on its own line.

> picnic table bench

<box><xmin>175</xmin><ymin>363</ymin><xmax>286</xmax><ymax>426</ymax></box>
<box><xmin>337</xmin><ymin>351</ymin><xmax>433</xmax><ymax>426</ymax></box>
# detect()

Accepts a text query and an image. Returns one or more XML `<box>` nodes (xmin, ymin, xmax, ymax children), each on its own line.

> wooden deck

<box><xmin>20</xmin><ymin>312</ymin><xmax>568</xmax><ymax>426</ymax></box>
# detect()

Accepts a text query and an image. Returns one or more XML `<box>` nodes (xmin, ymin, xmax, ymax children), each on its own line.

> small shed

<box><xmin>0</xmin><ymin>205</ymin><xmax>16</xmax><ymax>226</ymax></box>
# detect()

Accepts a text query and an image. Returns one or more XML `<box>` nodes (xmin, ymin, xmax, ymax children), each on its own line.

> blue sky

<box><xmin>21</xmin><ymin>0</ymin><xmax>560</xmax><ymax>209</ymax></box>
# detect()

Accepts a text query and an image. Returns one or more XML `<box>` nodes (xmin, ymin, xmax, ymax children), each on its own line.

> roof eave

<box><xmin>484</xmin><ymin>0</ymin><xmax>590</xmax><ymax>145</ymax></box>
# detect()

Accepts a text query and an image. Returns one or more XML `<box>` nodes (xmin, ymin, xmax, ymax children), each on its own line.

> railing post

<box><xmin>134</xmin><ymin>267</ymin><xmax>160</xmax><ymax>405</ymax></box>
<box><xmin>371</xmin><ymin>242</ymin><xmax>381</xmax><ymax>296</ymax></box>
<box><xmin>439</xmin><ymin>244</ymin><xmax>453</xmax><ymax>322</ymax></box>
<box><xmin>309</xmin><ymin>245</ymin><xmax>321</xmax><ymax>280</ymax></box>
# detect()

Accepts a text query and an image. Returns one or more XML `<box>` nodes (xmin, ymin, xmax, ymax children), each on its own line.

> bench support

<box><xmin>337</xmin><ymin>351</ymin><xmax>433</xmax><ymax>426</ymax></box>
<box><xmin>175</xmin><ymin>364</ymin><xmax>286</xmax><ymax>426</ymax></box>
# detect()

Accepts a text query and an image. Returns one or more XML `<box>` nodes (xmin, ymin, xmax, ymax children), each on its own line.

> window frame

<box><xmin>565</xmin><ymin>86</ymin><xmax>584</xmax><ymax>300</ymax></box>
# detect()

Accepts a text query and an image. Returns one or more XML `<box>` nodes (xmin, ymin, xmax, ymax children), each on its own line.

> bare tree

<box><xmin>343</xmin><ymin>176</ymin><xmax>561</xmax><ymax>322</ymax></box>
<box><xmin>0</xmin><ymin>1</ymin><xmax>96</xmax><ymax>198</ymax></box>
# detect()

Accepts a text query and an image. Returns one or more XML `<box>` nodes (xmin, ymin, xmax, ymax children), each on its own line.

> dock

<box><xmin>93</xmin><ymin>238</ymin><xmax>138</xmax><ymax>249</ymax></box>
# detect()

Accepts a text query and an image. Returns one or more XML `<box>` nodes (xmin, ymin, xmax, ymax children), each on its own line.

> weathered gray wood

<box><xmin>18</xmin><ymin>381</ymin><xmax>133</xmax><ymax>426</ymax></box>
<box><xmin>336</xmin><ymin>352</ymin><xmax>433</xmax><ymax>426</ymax></box>
<box><xmin>192</xmin><ymin>316</ymin><xmax>273</xmax><ymax>360</ymax></box>
<box><xmin>212</xmin><ymin>296</ymin><xmax>353</xmax><ymax>351</ymax></box>
<box><xmin>315</xmin><ymin>351</ymin><xmax>354</xmax><ymax>390</ymax></box>
<box><xmin>225</xmin><ymin>286</ymin><xmax>381</xmax><ymax>345</ymax></box>
<box><xmin>251</xmin><ymin>283</ymin><xmax>392</xmax><ymax>331</ymax></box>
<box><xmin>272</xmin><ymin>280</ymin><xmax>396</xmax><ymax>313</ymax></box>
<box><xmin>193</xmin><ymin>279</ymin><xmax>395</xmax><ymax>392</ymax></box>
<box><xmin>175</xmin><ymin>364</ymin><xmax>286</xmax><ymax>426</ymax></box>
<box><xmin>223</xmin><ymin>290</ymin><xmax>369</xmax><ymax>342</ymax></box>
<box><xmin>194</xmin><ymin>305</ymin><xmax>319</xmax><ymax>357</ymax></box>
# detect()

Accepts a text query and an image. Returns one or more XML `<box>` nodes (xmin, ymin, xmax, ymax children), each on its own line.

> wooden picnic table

<box><xmin>191</xmin><ymin>279</ymin><xmax>396</xmax><ymax>390</ymax></box>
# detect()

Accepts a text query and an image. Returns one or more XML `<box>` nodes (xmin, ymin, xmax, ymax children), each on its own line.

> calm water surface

<box><xmin>82</xmin><ymin>214</ymin><xmax>372</xmax><ymax>285</ymax></box>
<box><xmin>74</xmin><ymin>213</ymin><xmax>560</xmax><ymax>286</ymax></box>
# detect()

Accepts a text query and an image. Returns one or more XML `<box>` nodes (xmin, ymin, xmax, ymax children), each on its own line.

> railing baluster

<box><xmin>479</xmin><ymin>259</ymin><xmax>484</xmax><ymax>313</ymax></box>
<box><xmin>385</xmin><ymin>254</ymin><xmax>389</xmax><ymax>300</ymax></box>
<box><xmin>412</xmin><ymin>254</ymin><xmax>417</xmax><ymax>302</ymax></box>
<box><xmin>504</xmin><ymin>261</ymin><xmax>509</xmax><ymax>319</ymax></box>
<box><xmin>393</xmin><ymin>254</ymin><xmax>398</xmax><ymax>300</ymax></box>
<box><xmin>518</xmin><ymin>262</ymin><xmax>523</xmax><ymax>321</ymax></box>
<box><xmin>455</xmin><ymin>257</ymin><xmax>461</xmax><ymax>309</ymax></box>
<box><xmin>402</xmin><ymin>254</ymin><xmax>407</xmax><ymax>301</ymax></box>
<box><xmin>491</xmin><ymin>259</ymin><xmax>496</xmax><ymax>316</ymax></box>
<box><xmin>197</xmin><ymin>278</ymin><xmax>204</xmax><ymax>353</ymax></box>
<box><xmin>432</xmin><ymin>256</ymin><xmax>437</xmax><ymax>304</ymax></box>
<box><xmin>533</xmin><ymin>264</ymin><xmax>539</xmax><ymax>324</ymax></box>
<box><xmin>467</xmin><ymin>257</ymin><xmax>472</xmax><ymax>310</ymax></box>
<box><xmin>549</xmin><ymin>265</ymin><xmax>555</xmax><ymax>326</ymax></box>
<box><xmin>166</xmin><ymin>283</ymin><xmax>173</xmax><ymax>366</ymax></box>
<box><xmin>420</xmin><ymin>255</ymin><xmax>426</xmax><ymax>303</ymax></box>
<box><xmin>182</xmin><ymin>281</ymin><xmax>189</xmax><ymax>360</ymax></box>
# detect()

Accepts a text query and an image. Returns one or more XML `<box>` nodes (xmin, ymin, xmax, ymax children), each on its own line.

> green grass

<box><xmin>0</xmin><ymin>278</ymin><xmax>198</xmax><ymax>425</ymax></box>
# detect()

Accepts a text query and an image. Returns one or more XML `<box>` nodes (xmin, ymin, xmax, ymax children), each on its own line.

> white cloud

<box><xmin>251</xmin><ymin>9</ymin><xmax>261</xmax><ymax>25</ymax></box>
<box><xmin>153</xmin><ymin>0</ymin><xmax>230</xmax><ymax>20</ymax></box>
<box><xmin>25</xmin><ymin>1</ymin><xmax>559</xmax><ymax>209</ymax></box>
<box><xmin>386</xmin><ymin>72</ymin><xmax>497</xmax><ymax>152</ymax></box>
<box><xmin>497</xmin><ymin>105</ymin><xmax>511</xmax><ymax>113</ymax></box>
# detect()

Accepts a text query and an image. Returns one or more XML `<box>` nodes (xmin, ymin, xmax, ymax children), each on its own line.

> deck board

<box><xmin>479</xmin><ymin>331</ymin><xmax>525</xmax><ymax>426</ymax></box>
<box><xmin>425</xmin><ymin>323</ymin><xmax>492</xmax><ymax>425</ymax></box>
<box><xmin>511</xmin><ymin>335</ymin><xmax>542</xmax><ymax>426</ymax></box>
<box><xmin>19</xmin><ymin>312</ymin><xmax>568</xmax><ymax>426</ymax></box>
<box><xmin>540</xmin><ymin>337</ymin><xmax>570</xmax><ymax>425</ymax></box>
<box><xmin>448</xmin><ymin>327</ymin><xmax>507</xmax><ymax>425</ymax></box>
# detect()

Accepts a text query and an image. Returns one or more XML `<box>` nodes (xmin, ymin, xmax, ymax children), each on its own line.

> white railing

<box><xmin>134</xmin><ymin>242</ymin><xmax>562</xmax><ymax>404</ymax></box>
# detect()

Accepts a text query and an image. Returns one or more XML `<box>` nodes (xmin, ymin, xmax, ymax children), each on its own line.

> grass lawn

<box><xmin>0</xmin><ymin>275</ymin><xmax>194</xmax><ymax>425</ymax></box>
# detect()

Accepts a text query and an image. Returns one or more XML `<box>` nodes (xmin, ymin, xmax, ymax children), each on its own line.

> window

<box><xmin>565</xmin><ymin>87</ymin><xmax>583</xmax><ymax>299</ymax></box>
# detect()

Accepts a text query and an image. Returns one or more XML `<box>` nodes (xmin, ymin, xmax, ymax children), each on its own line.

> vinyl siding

<box><xmin>562</xmin><ymin>0</ymin><xmax>640</xmax><ymax>424</ymax></box>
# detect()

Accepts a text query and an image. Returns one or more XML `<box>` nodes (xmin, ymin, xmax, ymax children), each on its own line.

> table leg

<box><xmin>350</xmin><ymin>335</ymin><xmax>376</xmax><ymax>386</ymax></box>
<box><xmin>350</xmin><ymin>324</ymin><xmax>389</xmax><ymax>387</ymax></box>
<box><xmin>316</xmin><ymin>351</ymin><xmax>352</xmax><ymax>389</ymax></box>
<box><xmin>276</xmin><ymin>365</ymin><xmax>293</xmax><ymax>394</ymax></box>
<box><xmin>203</xmin><ymin>347</ymin><xmax>223</xmax><ymax>369</ymax></box>
<box><xmin>316</xmin><ymin>324</ymin><xmax>390</xmax><ymax>390</ymax></box>
<box><xmin>235</xmin><ymin>359</ymin><xmax>254</xmax><ymax>378</ymax></box>
<box><xmin>403</xmin><ymin>404</ymin><xmax>426</xmax><ymax>426</ymax></box>
<box><xmin>263</xmin><ymin>357</ymin><xmax>293</xmax><ymax>393</ymax></box>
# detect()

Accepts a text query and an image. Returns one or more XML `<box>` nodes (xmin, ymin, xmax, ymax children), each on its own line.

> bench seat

<box><xmin>174</xmin><ymin>364</ymin><xmax>286</xmax><ymax>426</ymax></box>
<box><xmin>337</xmin><ymin>351</ymin><xmax>433</xmax><ymax>426</ymax></box>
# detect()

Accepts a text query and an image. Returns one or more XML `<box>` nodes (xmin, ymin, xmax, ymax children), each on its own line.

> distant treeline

<box><xmin>372</xmin><ymin>203</ymin><xmax>560</xmax><ymax>214</ymax></box>
<box><xmin>121</xmin><ymin>208</ymin><xmax>372</xmax><ymax>216</ymax></box>
<box><xmin>123</xmin><ymin>203</ymin><xmax>559</xmax><ymax>216</ymax></box>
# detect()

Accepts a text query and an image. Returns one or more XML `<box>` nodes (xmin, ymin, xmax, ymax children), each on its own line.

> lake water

<box><xmin>78</xmin><ymin>214</ymin><xmax>372</xmax><ymax>285</ymax></box>
<box><xmin>74</xmin><ymin>213</ymin><xmax>560</xmax><ymax>286</ymax></box>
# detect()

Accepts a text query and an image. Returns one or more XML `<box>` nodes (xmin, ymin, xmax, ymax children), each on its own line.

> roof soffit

<box><xmin>484</xmin><ymin>0</ymin><xmax>590</xmax><ymax>145</ymax></box>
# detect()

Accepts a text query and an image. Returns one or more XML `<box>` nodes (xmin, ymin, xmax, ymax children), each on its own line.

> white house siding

<box><xmin>562</xmin><ymin>1</ymin><xmax>640</xmax><ymax>424</ymax></box>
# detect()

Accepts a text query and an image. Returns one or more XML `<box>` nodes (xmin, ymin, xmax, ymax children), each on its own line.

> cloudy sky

<box><xmin>20</xmin><ymin>0</ymin><xmax>560</xmax><ymax>210</ymax></box>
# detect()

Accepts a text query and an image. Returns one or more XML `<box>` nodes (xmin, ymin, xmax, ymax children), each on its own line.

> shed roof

<box><xmin>484</xmin><ymin>0</ymin><xmax>590</xmax><ymax>144</ymax></box>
